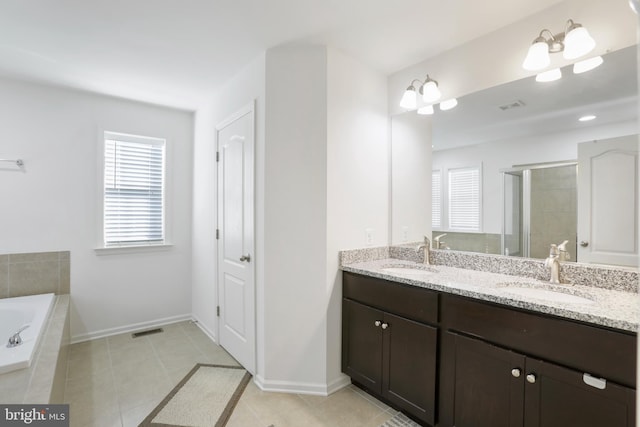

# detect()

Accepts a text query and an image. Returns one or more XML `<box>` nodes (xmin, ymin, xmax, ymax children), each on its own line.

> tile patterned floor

<box><xmin>64</xmin><ymin>321</ymin><xmax>411</xmax><ymax>427</ymax></box>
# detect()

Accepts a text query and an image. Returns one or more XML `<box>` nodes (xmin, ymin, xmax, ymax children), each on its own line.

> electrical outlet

<box><xmin>365</xmin><ymin>228</ymin><xmax>374</xmax><ymax>245</ymax></box>
<box><xmin>402</xmin><ymin>226</ymin><xmax>409</xmax><ymax>242</ymax></box>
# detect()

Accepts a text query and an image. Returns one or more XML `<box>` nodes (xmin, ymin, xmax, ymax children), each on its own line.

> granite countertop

<box><xmin>342</xmin><ymin>258</ymin><xmax>639</xmax><ymax>333</ymax></box>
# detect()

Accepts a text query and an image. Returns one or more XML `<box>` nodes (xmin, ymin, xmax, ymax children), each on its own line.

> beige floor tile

<box><xmin>66</xmin><ymin>350</ymin><xmax>112</xmax><ymax>380</ymax></box>
<box><xmin>116</xmin><ymin>376</ymin><xmax>173</xmax><ymax>412</ymax></box>
<box><xmin>225</xmin><ymin>401</ymin><xmax>263</xmax><ymax>427</ymax></box>
<box><xmin>310</xmin><ymin>387</ymin><xmax>386</xmax><ymax>427</ymax></box>
<box><xmin>111</xmin><ymin>357</ymin><xmax>166</xmax><ymax>388</ymax></box>
<box><xmin>68</xmin><ymin>339</ymin><xmax>108</xmax><ymax>361</ymax></box>
<box><xmin>108</xmin><ymin>339</ymin><xmax>156</xmax><ymax>367</ymax></box>
<box><xmin>120</xmin><ymin>400</ymin><xmax>157</xmax><ymax>427</ymax></box>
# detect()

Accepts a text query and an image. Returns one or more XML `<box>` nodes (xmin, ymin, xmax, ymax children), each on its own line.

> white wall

<box><xmin>433</xmin><ymin>119</ymin><xmax>638</xmax><ymax>234</ymax></box>
<box><xmin>261</xmin><ymin>46</ymin><xmax>329</xmax><ymax>392</ymax></box>
<box><xmin>390</xmin><ymin>113</ymin><xmax>432</xmax><ymax>244</ymax></box>
<box><xmin>389</xmin><ymin>0</ymin><xmax>638</xmax><ymax>116</ymax></box>
<box><xmin>191</xmin><ymin>54</ymin><xmax>266</xmax><ymax>350</ymax></box>
<box><xmin>326</xmin><ymin>47</ymin><xmax>389</xmax><ymax>388</ymax></box>
<box><xmin>0</xmin><ymin>77</ymin><xmax>194</xmax><ymax>341</ymax></box>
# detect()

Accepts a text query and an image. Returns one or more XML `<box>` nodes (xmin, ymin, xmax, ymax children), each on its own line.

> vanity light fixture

<box><xmin>573</xmin><ymin>56</ymin><xmax>603</xmax><ymax>74</ymax></box>
<box><xmin>535</xmin><ymin>68</ymin><xmax>562</xmax><ymax>82</ymax></box>
<box><xmin>417</xmin><ymin>105</ymin><xmax>435</xmax><ymax>115</ymax></box>
<box><xmin>579</xmin><ymin>114</ymin><xmax>596</xmax><ymax>122</ymax></box>
<box><xmin>399</xmin><ymin>74</ymin><xmax>442</xmax><ymax>109</ymax></box>
<box><xmin>439</xmin><ymin>98</ymin><xmax>458</xmax><ymax>111</ymax></box>
<box><xmin>522</xmin><ymin>19</ymin><xmax>596</xmax><ymax>71</ymax></box>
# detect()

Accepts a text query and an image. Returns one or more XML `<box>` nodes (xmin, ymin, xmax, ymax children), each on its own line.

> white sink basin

<box><xmin>381</xmin><ymin>264</ymin><xmax>438</xmax><ymax>275</ymax></box>
<box><xmin>499</xmin><ymin>285</ymin><xmax>594</xmax><ymax>305</ymax></box>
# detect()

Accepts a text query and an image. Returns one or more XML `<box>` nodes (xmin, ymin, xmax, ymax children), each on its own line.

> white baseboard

<box><xmin>254</xmin><ymin>373</ymin><xmax>351</xmax><ymax>396</ymax></box>
<box><xmin>71</xmin><ymin>313</ymin><xmax>192</xmax><ymax>344</ymax></box>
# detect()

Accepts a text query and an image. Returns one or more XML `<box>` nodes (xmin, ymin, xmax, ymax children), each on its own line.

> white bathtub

<box><xmin>0</xmin><ymin>293</ymin><xmax>55</xmax><ymax>375</ymax></box>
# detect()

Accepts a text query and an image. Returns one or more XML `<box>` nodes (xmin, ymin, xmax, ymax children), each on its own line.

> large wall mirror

<box><xmin>391</xmin><ymin>45</ymin><xmax>638</xmax><ymax>268</ymax></box>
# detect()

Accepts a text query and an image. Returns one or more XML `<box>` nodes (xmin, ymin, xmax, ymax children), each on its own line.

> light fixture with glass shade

<box><xmin>522</xmin><ymin>19</ymin><xmax>595</xmax><ymax>71</ymax></box>
<box><xmin>417</xmin><ymin>105</ymin><xmax>435</xmax><ymax>115</ymax></box>
<box><xmin>573</xmin><ymin>56</ymin><xmax>603</xmax><ymax>74</ymax></box>
<box><xmin>535</xmin><ymin>68</ymin><xmax>562</xmax><ymax>82</ymax></box>
<box><xmin>439</xmin><ymin>98</ymin><xmax>458</xmax><ymax>111</ymax></box>
<box><xmin>399</xmin><ymin>75</ymin><xmax>443</xmax><ymax>110</ymax></box>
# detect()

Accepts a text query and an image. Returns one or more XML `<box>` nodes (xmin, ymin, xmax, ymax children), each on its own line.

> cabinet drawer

<box><xmin>442</xmin><ymin>294</ymin><xmax>637</xmax><ymax>388</ymax></box>
<box><xmin>343</xmin><ymin>272</ymin><xmax>438</xmax><ymax>324</ymax></box>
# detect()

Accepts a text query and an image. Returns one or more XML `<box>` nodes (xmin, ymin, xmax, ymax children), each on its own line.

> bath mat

<box><xmin>139</xmin><ymin>363</ymin><xmax>251</xmax><ymax>427</ymax></box>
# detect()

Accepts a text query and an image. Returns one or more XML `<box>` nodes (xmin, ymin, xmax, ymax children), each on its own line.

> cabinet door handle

<box><xmin>511</xmin><ymin>368</ymin><xmax>521</xmax><ymax>378</ymax></box>
<box><xmin>381</xmin><ymin>323</ymin><xmax>389</xmax><ymax>329</ymax></box>
<box><xmin>240</xmin><ymin>254</ymin><xmax>251</xmax><ymax>262</ymax></box>
<box><xmin>374</xmin><ymin>320</ymin><xmax>381</xmax><ymax>327</ymax></box>
<box><xmin>526</xmin><ymin>373</ymin><xmax>537</xmax><ymax>384</ymax></box>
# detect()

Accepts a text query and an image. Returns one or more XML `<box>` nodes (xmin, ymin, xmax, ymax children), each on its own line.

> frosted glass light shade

<box><xmin>417</xmin><ymin>105</ymin><xmax>434</xmax><ymax>115</ymax></box>
<box><xmin>399</xmin><ymin>87</ymin><xmax>417</xmax><ymax>109</ymax></box>
<box><xmin>439</xmin><ymin>98</ymin><xmax>458</xmax><ymax>111</ymax></box>
<box><xmin>422</xmin><ymin>80</ymin><xmax>441</xmax><ymax>103</ymax></box>
<box><xmin>522</xmin><ymin>41</ymin><xmax>550</xmax><ymax>71</ymax></box>
<box><xmin>573</xmin><ymin>56</ymin><xmax>603</xmax><ymax>74</ymax></box>
<box><xmin>535</xmin><ymin>68</ymin><xmax>562</xmax><ymax>82</ymax></box>
<box><xmin>563</xmin><ymin>26</ymin><xmax>595</xmax><ymax>60</ymax></box>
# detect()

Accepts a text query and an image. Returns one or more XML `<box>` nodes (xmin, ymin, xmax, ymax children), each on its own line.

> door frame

<box><xmin>215</xmin><ymin>100</ymin><xmax>256</xmax><ymax>374</ymax></box>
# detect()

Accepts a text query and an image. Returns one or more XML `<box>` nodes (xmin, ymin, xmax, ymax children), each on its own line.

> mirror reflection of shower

<box><xmin>501</xmin><ymin>162</ymin><xmax>577</xmax><ymax>262</ymax></box>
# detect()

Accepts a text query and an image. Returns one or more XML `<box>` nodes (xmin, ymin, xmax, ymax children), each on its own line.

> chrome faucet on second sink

<box><xmin>417</xmin><ymin>236</ymin><xmax>431</xmax><ymax>265</ymax></box>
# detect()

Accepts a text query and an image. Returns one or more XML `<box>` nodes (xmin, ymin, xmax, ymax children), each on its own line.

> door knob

<box><xmin>526</xmin><ymin>373</ymin><xmax>537</xmax><ymax>384</ymax></box>
<box><xmin>511</xmin><ymin>368</ymin><xmax>521</xmax><ymax>378</ymax></box>
<box><xmin>381</xmin><ymin>323</ymin><xmax>389</xmax><ymax>329</ymax></box>
<box><xmin>240</xmin><ymin>254</ymin><xmax>251</xmax><ymax>262</ymax></box>
<box><xmin>580</xmin><ymin>241</ymin><xmax>589</xmax><ymax>247</ymax></box>
<box><xmin>374</xmin><ymin>320</ymin><xmax>381</xmax><ymax>327</ymax></box>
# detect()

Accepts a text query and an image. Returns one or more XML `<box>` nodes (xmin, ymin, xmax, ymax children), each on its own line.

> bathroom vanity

<box><xmin>341</xmin><ymin>255</ymin><xmax>637</xmax><ymax>427</ymax></box>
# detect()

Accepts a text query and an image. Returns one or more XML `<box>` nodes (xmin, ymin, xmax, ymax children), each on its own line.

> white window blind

<box><xmin>432</xmin><ymin>170</ymin><xmax>441</xmax><ymax>229</ymax></box>
<box><xmin>448</xmin><ymin>167</ymin><xmax>480</xmax><ymax>231</ymax></box>
<box><xmin>103</xmin><ymin>132</ymin><xmax>166</xmax><ymax>247</ymax></box>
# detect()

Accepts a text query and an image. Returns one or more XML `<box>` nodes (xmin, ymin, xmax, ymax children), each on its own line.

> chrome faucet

<box><xmin>434</xmin><ymin>234</ymin><xmax>447</xmax><ymax>249</ymax></box>
<box><xmin>544</xmin><ymin>244</ymin><xmax>561</xmax><ymax>284</ymax></box>
<box><xmin>7</xmin><ymin>325</ymin><xmax>29</xmax><ymax>348</ymax></box>
<box><xmin>416</xmin><ymin>236</ymin><xmax>431</xmax><ymax>265</ymax></box>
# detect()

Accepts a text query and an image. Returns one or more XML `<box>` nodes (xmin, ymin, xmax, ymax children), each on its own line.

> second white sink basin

<box><xmin>381</xmin><ymin>264</ymin><xmax>438</xmax><ymax>275</ymax></box>
<box><xmin>499</xmin><ymin>285</ymin><xmax>594</xmax><ymax>305</ymax></box>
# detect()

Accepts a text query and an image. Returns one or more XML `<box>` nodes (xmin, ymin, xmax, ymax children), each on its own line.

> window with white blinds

<box><xmin>432</xmin><ymin>170</ymin><xmax>442</xmax><ymax>229</ymax></box>
<box><xmin>103</xmin><ymin>132</ymin><xmax>166</xmax><ymax>247</ymax></box>
<box><xmin>448</xmin><ymin>167</ymin><xmax>481</xmax><ymax>231</ymax></box>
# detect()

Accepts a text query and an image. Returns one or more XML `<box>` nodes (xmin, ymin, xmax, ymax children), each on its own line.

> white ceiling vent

<box><xmin>498</xmin><ymin>100</ymin><xmax>526</xmax><ymax>110</ymax></box>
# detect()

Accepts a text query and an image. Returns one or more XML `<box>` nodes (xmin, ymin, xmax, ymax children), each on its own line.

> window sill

<box><xmin>94</xmin><ymin>244</ymin><xmax>173</xmax><ymax>256</ymax></box>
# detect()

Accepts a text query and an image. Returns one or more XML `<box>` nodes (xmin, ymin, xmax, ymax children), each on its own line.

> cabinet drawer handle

<box><xmin>381</xmin><ymin>323</ymin><xmax>389</xmax><ymax>329</ymax></box>
<box><xmin>374</xmin><ymin>320</ymin><xmax>381</xmax><ymax>327</ymax></box>
<box><xmin>526</xmin><ymin>374</ymin><xmax>537</xmax><ymax>384</ymax></box>
<box><xmin>511</xmin><ymin>368</ymin><xmax>521</xmax><ymax>378</ymax></box>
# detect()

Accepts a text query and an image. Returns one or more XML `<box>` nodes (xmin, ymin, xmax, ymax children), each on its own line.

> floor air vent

<box><xmin>132</xmin><ymin>328</ymin><xmax>164</xmax><ymax>338</ymax></box>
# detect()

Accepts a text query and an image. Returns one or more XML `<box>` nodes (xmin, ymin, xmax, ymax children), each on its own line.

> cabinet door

<box><xmin>383</xmin><ymin>312</ymin><xmax>438</xmax><ymax>426</ymax></box>
<box><xmin>524</xmin><ymin>358</ymin><xmax>636</xmax><ymax>427</ymax></box>
<box><xmin>451</xmin><ymin>333</ymin><xmax>525</xmax><ymax>427</ymax></box>
<box><xmin>342</xmin><ymin>299</ymin><xmax>384</xmax><ymax>393</ymax></box>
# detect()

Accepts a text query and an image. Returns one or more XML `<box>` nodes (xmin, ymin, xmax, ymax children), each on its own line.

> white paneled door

<box><xmin>577</xmin><ymin>135</ymin><xmax>639</xmax><ymax>267</ymax></box>
<box><xmin>217</xmin><ymin>103</ymin><xmax>255</xmax><ymax>374</ymax></box>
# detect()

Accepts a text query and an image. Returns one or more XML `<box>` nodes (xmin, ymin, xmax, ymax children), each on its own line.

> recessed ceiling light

<box><xmin>579</xmin><ymin>115</ymin><xmax>597</xmax><ymax>122</ymax></box>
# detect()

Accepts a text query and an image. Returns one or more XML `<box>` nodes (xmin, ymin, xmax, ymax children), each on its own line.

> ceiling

<box><xmin>0</xmin><ymin>0</ymin><xmax>563</xmax><ymax>110</ymax></box>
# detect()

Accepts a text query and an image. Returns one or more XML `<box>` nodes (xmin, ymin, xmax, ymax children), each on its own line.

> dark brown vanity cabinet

<box><xmin>342</xmin><ymin>272</ymin><xmax>439</xmax><ymax>425</ymax></box>
<box><xmin>440</xmin><ymin>295</ymin><xmax>637</xmax><ymax>427</ymax></box>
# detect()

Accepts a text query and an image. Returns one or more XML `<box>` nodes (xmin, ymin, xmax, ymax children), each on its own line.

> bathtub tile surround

<box><xmin>0</xmin><ymin>251</ymin><xmax>70</xmax><ymax>298</ymax></box>
<box><xmin>0</xmin><ymin>295</ymin><xmax>70</xmax><ymax>404</ymax></box>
